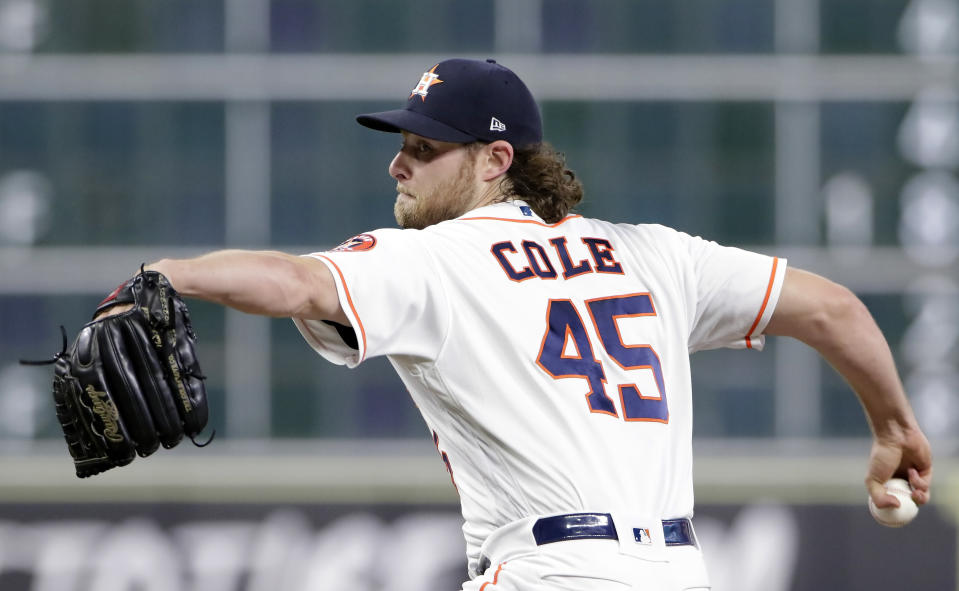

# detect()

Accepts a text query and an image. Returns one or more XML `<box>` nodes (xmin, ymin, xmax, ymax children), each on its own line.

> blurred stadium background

<box><xmin>0</xmin><ymin>0</ymin><xmax>957</xmax><ymax>589</ymax></box>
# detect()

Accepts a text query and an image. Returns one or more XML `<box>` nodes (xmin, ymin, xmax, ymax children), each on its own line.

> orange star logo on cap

<box><xmin>410</xmin><ymin>64</ymin><xmax>444</xmax><ymax>101</ymax></box>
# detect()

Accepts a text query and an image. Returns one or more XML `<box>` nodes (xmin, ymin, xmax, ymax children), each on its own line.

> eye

<box><xmin>400</xmin><ymin>137</ymin><xmax>436</xmax><ymax>160</ymax></box>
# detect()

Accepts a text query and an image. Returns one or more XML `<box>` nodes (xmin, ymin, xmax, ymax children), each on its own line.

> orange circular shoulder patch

<box><xmin>331</xmin><ymin>233</ymin><xmax>377</xmax><ymax>252</ymax></box>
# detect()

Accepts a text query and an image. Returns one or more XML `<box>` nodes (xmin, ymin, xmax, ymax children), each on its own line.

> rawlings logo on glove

<box><xmin>85</xmin><ymin>385</ymin><xmax>123</xmax><ymax>443</ymax></box>
<box><xmin>22</xmin><ymin>269</ymin><xmax>213</xmax><ymax>478</ymax></box>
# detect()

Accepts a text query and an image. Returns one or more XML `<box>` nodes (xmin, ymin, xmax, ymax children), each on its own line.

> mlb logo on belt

<box><xmin>633</xmin><ymin>527</ymin><xmax>652</xmax><ymax>545</ymax></box>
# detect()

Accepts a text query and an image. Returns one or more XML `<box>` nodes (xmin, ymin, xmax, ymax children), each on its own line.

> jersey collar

<box><xmin>457</xmin><ymin>200</ymin><xmax>544</xmax><ymax>223</ymax></box>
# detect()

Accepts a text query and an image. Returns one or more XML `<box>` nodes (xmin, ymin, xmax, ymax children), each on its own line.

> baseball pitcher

<box><xmin>40</xmin><ymin>59</ymin><xmax>932</xmax><ymax>590</ymax></box>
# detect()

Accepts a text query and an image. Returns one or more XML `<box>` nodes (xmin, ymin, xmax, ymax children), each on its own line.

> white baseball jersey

<box><xmin>294</xmin><ymin>200</ymin><xmax>787</xmax><ymax>573</ymax></box>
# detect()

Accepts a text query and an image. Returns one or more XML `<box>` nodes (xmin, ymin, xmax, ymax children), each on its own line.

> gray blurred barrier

<box><xmin>0</xmin><ymin>442</ymin><xmax>956</xmax><ymax>589</ymax></box>
<box><xmin>4</xmin><ymin>245</ymin><xmax>958</xmax><ymax>295</ymax></box>
<box><xmin>0</xmin><ymin>54</ymin><xmax>957</xmax><ymax>102</ymax></box>
<box><xmin>0</xmin><ymin>499</ymin><xmax>951</xmax><ymax>591</ymax></box>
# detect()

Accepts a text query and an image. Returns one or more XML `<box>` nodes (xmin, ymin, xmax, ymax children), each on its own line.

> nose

<box><xmin>389</xmin><ymin>151</ymin><xmax>410</xmax><ymax>181</ymax></box>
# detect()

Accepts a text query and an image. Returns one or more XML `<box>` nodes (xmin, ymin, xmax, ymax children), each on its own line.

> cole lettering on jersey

<box><xmin>490</xmin><ymin>236</ymin><xmax>624</xmax><ymax>282</ymax></box>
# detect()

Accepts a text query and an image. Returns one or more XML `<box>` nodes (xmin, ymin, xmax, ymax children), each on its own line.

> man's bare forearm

<box><xmin>148</xmin><ymin>250</ymin><xmax>344</xmax><ymax>321</ymax></box>
<box><xmin>767</xmin><ymin>269</ymin><xmax>914</xmax><ymax>433</ymax></box>
<box><xmin>816</xmin><ymin>295</ymin><xmax>914</xmax><ymax>433</ymax></box>
<box><xmin>766</xmin><ymin>268</ymin><xmax>932</xmax><ymax>505</ymax></box>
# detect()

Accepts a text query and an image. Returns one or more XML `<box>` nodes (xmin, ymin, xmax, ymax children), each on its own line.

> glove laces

<box><xmin>18</xmin><ymin>325</ymin><xmax>68</xmax><ymax>366</ymax></box>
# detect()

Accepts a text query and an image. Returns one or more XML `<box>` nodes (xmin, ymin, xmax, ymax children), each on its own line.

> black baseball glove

<box><xmin>23</xmin><ymin>269</ymin><xmax>211</xmax><ymax>477</ymax></box>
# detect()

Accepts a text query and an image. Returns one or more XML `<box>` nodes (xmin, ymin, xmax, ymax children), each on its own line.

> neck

<box><xmin>473</xmin><ymin>182</ymin><xmax>512</xmax><ymax>210</ymax></box>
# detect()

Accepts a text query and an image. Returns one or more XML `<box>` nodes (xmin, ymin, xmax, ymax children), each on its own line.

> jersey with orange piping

<box><xmin>293</xmin><ymin>200</ymin><xmax>787</xmax><ymax>574</ymax></box>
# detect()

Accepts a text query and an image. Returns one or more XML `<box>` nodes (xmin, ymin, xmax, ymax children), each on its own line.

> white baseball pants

<box><xmin>461</xmin><ymin>514</ymin><xmax>710</xmax><ymax>591</ymax></box>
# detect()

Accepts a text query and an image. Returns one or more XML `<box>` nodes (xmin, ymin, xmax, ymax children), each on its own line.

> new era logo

<box><xmin>490</xmin><ymin>117</ymin><xmax>506</xmax><ymax>132</ymax></box>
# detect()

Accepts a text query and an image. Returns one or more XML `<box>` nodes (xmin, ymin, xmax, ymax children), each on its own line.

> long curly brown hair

<box><xmin>499</xmin><ymin>142</ymin><xmax>584</xmax><ymax>223</ymax></box>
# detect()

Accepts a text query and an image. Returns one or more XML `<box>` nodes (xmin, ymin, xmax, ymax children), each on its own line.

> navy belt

<box><xmin>532</xmin><ymin>513</ymin><xmax>695</xmax><ymax>546</ymax></box>
<box><xmin>475</xmin><ymin>513</ymin><xmax>695</xmax><ymax>576</ymax></box>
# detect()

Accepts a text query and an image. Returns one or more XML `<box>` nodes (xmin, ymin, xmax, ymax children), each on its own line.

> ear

<box><xmin>479</xmin><ymin>140</ymin><xmax>514</xmax><ymax>182</ymax></box>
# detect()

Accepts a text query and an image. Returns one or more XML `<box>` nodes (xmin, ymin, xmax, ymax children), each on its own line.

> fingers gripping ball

<box><xmin>42</xmin><ymin>270</ymin><xmax>211</xmax><ymax>477</ymax></box>
<box><xmin>868</xmin><ymin>478</ymin><xmax>919</xmax><ymax>527</ymax></box>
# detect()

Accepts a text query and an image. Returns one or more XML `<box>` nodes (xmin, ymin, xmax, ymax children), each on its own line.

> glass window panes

<box><xmin>38</xmin><ymin>0</ymin><xmax>225</xmax><ymax>53</ymax></box>
<box><xmin>270</xmin><ymin>0</ymin><xmax>495</xmax><ymax>53</ymax></box>
<box><xmin>0</xmin><ymin>102</ymin><xmax>225</xmax><ymax>246</ymax></box>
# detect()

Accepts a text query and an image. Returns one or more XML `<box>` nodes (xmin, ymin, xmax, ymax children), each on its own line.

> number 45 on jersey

<box><xmin>536</xmin><ymin>292</ymin><xmax>668</xmax><ymax>423</ymax></box>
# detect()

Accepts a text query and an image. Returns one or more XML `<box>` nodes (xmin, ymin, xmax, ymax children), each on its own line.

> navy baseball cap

<box><xmin>356</xmin><ymin>58</ymin><xmax>543</xmax><ymax>148</ymax></box>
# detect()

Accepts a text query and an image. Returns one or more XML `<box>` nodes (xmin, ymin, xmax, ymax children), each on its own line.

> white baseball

<box><xmin>868</xmin><ymin>478</ymin><xmax>918</xmax><ymax>527</ymax></box>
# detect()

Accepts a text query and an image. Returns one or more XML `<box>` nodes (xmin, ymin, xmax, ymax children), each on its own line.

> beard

<box><xmin>394</xmin><ymin>159</ymin><xmax>478</xmax><ymax>230</ymax></box>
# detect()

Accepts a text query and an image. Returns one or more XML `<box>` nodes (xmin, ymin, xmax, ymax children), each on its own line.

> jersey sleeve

<box><xmin>679</xmin><ymin>232</ymin><xmax>787</xmax><ymax>353</ymax></box>
<box><xmin>292</xmin><ymin>229</ymin><xmax>449</xmax><ymax>367</ymax></box>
